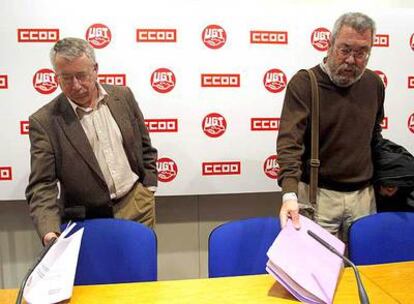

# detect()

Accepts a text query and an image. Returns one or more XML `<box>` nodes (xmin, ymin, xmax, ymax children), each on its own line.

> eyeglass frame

<box><xmin>56</xmin><ymin>64</ymin><xmax>97</xmax><ymax>86</ymax></box>
<box><xmin>334</xmin><ymin>44</ymin><xmax>371</xmax><ymax>61</ymax></box>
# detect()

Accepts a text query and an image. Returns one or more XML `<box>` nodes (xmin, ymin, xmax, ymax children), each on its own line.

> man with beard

<box><xmin>276</xmin><ymin>12</ymin><xmax>384</xmax><ymax>241</ymax></box>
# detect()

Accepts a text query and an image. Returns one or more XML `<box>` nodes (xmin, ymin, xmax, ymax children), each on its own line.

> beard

<box><xmin>325</xmin><ymin>56</ymin><xmax>366</xmax><ymax>87</ymax></box>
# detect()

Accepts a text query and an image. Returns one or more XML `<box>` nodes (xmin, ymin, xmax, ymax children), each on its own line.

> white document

<box><xmin>23</xmin><ymin>223</ymin><xmax>84</xmax><ymax>304</ymax></box>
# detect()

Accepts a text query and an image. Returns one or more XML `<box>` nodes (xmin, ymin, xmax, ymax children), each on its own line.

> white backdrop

<box><xmin>0</xmin><ymin>1</ymin><xmax>413</xmax><ymax>199</ymax></box>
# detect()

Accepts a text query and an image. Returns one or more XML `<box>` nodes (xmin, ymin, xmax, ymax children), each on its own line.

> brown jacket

<box><xmin>26</xmin><ymin>84</ymin><xmax>158</xmax><ymax>238</ymax></box>
<box><xmin>277</xmin><ymin>65</ymin><xmax>384</xmax><ymax>194</ymax></box>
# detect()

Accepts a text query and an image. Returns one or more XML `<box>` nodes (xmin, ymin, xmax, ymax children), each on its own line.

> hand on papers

<box><xmin>280</xmin><ymin>200</ymin><xmax>301</xmax><ymax>230</ymax></box>
<box><xmin>43</xmin><ymin>232</ymin><xmax>59</xmax><ymax>246</ymax></box>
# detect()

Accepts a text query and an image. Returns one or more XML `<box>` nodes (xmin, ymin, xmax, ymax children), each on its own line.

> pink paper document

<box><xmin>266</xmin><ymin>215</ymin><xmax>345</xmax><ymax>304</ymax></box>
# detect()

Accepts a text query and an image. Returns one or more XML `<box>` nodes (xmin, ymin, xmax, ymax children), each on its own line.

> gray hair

<box><xmin>331</xmin><ymin>12</ymin><xmax>376</xmax><ymax>45</ymax></box>
<box><xmin>50</xmin><ymin>37</ymin><xmax>96</xmax><ymax>69</ymax></box>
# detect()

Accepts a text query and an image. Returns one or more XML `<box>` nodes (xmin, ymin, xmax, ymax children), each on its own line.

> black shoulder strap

<box><xmin>307</xmin><ymin>69</ymin><xmax>320</xmax><ymax>205</ymax></box>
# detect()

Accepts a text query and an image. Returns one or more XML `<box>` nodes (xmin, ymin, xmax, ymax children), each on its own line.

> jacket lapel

<box><xmin>56</xmin><ymin>94</ymin><xmax>106</xmax><ymax>183</ymax></box>
<box><xmin>103</xmin><ymin>85</ymin><xmax>138</xmax><ymax>170</ymax></box>
<box><xmin>105</xmin><ymin>87</ymin><xmax>138</xmax><ymax>165</ymax></box>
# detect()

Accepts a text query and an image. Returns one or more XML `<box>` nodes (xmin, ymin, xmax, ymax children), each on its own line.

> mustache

<box><xmin>337</xmin><ymin>64</ymin><xmax>358</xmax><ymax>74</ymax></box>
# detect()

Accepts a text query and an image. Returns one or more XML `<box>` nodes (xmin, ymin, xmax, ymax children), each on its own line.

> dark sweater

<box><xmin>277</xmin><ymin>64</ymin><xmax>385</xmax><ymax>194</ymax></box>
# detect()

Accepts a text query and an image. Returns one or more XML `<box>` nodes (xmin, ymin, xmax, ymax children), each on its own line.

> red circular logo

<box><xmin>263</xmin><ymin>69</ymin><xmax>287</xmax><ymax>93</ymax></box>
<box><xmin>157</xmin><ymin>157</ymin><xmax>178</xmax><ymax>182</ymax></box>
<box><xmin>263</xmin><ymin>155</ymin><xmax>279</xmax><ymax>179</ymax></box>
<box><xmin>311</xmin><ymin>27</ymin><xmax>331</xmax><ymax>51</ymax></box>
<box><xmin>33</xmin><ymin>68</ymin><xmax>58</xmax><ymax>94</ymax></box>
<box><xmin>202</xmin><ymin>25</ymin><xmax>227</xmax><ymax>49</ymax></box>
<box><xmin>151</xmin><ymin>68</ymin><xmax>176</xmax><ymax>93</ymax></box>
<box><xmin>408</xmin><ymin>113</ymin><xmax>414</xmax><ymax>134</ymax></box>
<box><xmin>86</xmin><ymin>23</ymin><xmax>112</xmax><ymax>49</ymax></box>
<box><xmin>410</xmin><ymin>33</ymin><xmax>414</xmax><ymax>51</ymax></box>
<box><xmin>202</xmin><ymin>113</ymin><xmax>227</xmax><ymax>138</ymax></box>
<box><xmin>374</xmin><ymin>70</ymin><xmax>388</xmax><ymax>88</ymax></box>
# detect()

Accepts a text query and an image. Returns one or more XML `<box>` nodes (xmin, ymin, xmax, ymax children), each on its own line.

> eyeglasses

<box><xmin>335</xmin><ymin>45</ymin><xmax>370</xmax><ymax>60</ymax></box>
<box><xmin>57</xmin><ymin>69</ymin><xmax>94</xmax><ymax>86</ymax></box>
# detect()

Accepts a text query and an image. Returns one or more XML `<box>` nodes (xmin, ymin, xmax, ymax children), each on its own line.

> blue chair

<box><xmin>62</xmin><ymin>218</ymin><xmax>157</xmax><ymax>285</ymax></box>
<box><xmin>208</xmin><ymin>217</ymin><xmax>281</xmax><ymax>278</ymax></box>
<box><xmin>348</xmin><ymin>212</ymin><xmax>414</xmax><ymax>265</ymax></box>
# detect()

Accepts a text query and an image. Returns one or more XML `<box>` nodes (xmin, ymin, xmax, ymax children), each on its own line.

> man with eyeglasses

<box><xmin>276</xmin><ymin>12</ymin><xmax>384</xmax><ymax>241</ymax></box>
<box><xmin>26</xmin><ymin>38</ymin><xmax>158</xmax><ymax>245</ymax></box>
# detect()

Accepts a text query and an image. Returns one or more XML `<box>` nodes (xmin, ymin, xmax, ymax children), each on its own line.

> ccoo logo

<box><xmin>201</xmin><ymin>74</ymin><xmax>240</xmax><ymax>87</ymax></box>
<box><xmin>0</xmin><ymin>75</ymin><xmax>8</xmax><ymax>89</ymax></box>
<box><xmin>373</xmin><ymin>34</ymin><xmax>389</xmax><ymax>47</ymax></box>
<box><xmin>408</xmin><ymin>113</ymin><xmax>414</xmax><ymax>134</ymax></box>
<box><xmin>408</xmin><ymin>76</ymin><xmax>414</xmax><ymax>89</ymax></box>
<box><xmin>250</xmin><ymin>30</ymin><xmax>288</xmax><ymax>44</ymax></box>
<box><xmin>263</xmin><ymin>69</ymin><xmax>287</xmax><ymax>93</ymax></box>
<box><xmin>311</xmin><ymin>27</ymin><xmax>331</xmax><ymax>51</ymax></box>
<box><xmin>251</xmin><ymin>118</ymin><xmax>280</xmax><ymax>131</ymax></box>
<box><xmin>381</xmin><ymin>117</ymin><xmax>388</xmax><ymax>130</ymax></box>
<box><xmin>20</xmin><ymin>121</ymin><xmax>29</xmax><ymax>135</ymax></box>
<box><xmin>157</xmin><ymin>157</ymin><xmax>178</xmax><ymax>182</ymax></box>
<box><xmin>151</xmin><ymin>68</ymin><xmax>176</xmax><ymax>93</ymax></box>
<box><xmin>86</xmin><ymin>23</ymin><xmax>111</xmax><ymax>49</ymax></box>
<box><xmin>137</xmin><ymin>29</ymin><xmax>176</xmax><ymax>42</ymax></box>
<box><xmin>17</xmin><ymin>28</ymin><xmax>59</xmax><ymax>42</ymax></box>
<box><xmin>33</xmin><ymin>68</ymin><xmax>58</xmax><ymax>94</ymax></box>
<box><xmin>0</xmin><ymin>167</ymin><xmax>12</xmax><ymax>181</ymax></box>
<box><xmin>202</xmin><ymin>113</ymin><xmax>227</xmax><ymax>138</ymax></box>
<box><xmin>98</xmin><ymin>74</ymin><xmax>126</xmax><ymax>86</ymax></box>
<box><xmin>263</xmin><ymin>155</ymin><xmax>279</xmax><ymax>179</ymax></box>
<box><xmin>202</xmin><ymin>25</ymin><xmax>226</xmax><ymax>49</ymax></box>
<box><xmin>202</xmin><ymin>161</ymin><xmax>241</xmax><ymax>176</ymax></box>
<box><xmin>374</xmin><ymin>70</ymin><xmax>388</xmax><ymax>88</ymax></box>
<box><xmin>145</xmin><ymin>119</ymin><xmax>178</xmax><ymax>132</ymax></box>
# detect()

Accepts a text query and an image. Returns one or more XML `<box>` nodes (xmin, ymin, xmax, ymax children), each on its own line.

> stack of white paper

<box><xmin>23</xmin><ymin>223</ymin><xmax>84</xmax><ymax>304</ymax></box>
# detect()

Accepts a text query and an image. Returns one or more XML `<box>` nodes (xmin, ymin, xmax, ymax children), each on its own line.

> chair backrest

<box><xmin>208</xmin><ymin>217</ymin><xmax>281</xmax><ymax>278</ymax></box>
<box><xmin>63</xmin><ymin>218</ymin><xmax>157</xmax><ymax>285</ymax></box>
<box><xmin>348</xmin><ymin>212</ymin><xmax>414</xmax><ymax>265</ymax></box>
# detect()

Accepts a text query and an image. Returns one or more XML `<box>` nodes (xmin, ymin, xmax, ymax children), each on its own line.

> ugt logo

<box><xmin>263</xmin><ymin>69</ymin><xmax>287</xmax><ymax>93</ymax></box>
<box><xmin>202</xmin><ymin>25</ymin><xmax>226</xmax><ymax>49</ymax></box>
<box><xmin>410</xmin><ymin>33</ymin><xmax>414</xmax><ymax>51</ymax></box>
<box><xmin>408</xmin><ymin>113</ymin><xmax>414</xmax><ymax>134</ymax></box>
<box><xmin>374</xmin><ymin>70</ymin><xmax>388</xmax><ymax>88</ymax></box>
<box><xmin>33</xmin><ymin>69</ymin><xmax>58</xmax><ymax>94</ymax></box>
<box><xmin>151</xmin><ymin>68</ymin><xmax>176</xmax><ymax>93</ymax></box>
<box><xmin>202</xmin><ymin>113</ymin><xmax>227</xmax><ymax>138</ymax></box>
<box><xmin>86</xmin><ymin>23</ymin><xmax>111</xmax><ymax>49</ymax></box>
<box><xmin>263</xmin><ymin>155</ymin><xmax>279</xmax><ymax>179</ymax></box>
<box><xmin>311</xmin><ymin>27</ymin><xmax>331</xmax><ymax>51</ymax></box>
<box><xmin>157</xmin><ymin>157</ymin><xmax>178</xmax><ymax>182</ymax></box>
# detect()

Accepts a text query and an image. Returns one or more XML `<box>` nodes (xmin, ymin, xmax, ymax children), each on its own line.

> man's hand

<box><xmin>43</xmin><ymin>232</ymin><xmax>58</xmax><ymax>246</ymax></box>
<box><xmin>279</xmin><ymin>199</ymin><xmax>301</xmax><ymax>230</ymax></box>
<box><xmin>379</xmin><ymin>185</ymin><xmax>398</xmax><ymax>197</ymax></box>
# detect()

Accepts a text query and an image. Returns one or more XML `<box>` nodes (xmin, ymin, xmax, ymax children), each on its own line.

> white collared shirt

<box><xmin>67</xmin><ymin>84</ymin><xmax>138</xmax><ymax>199</ymax></box>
